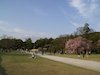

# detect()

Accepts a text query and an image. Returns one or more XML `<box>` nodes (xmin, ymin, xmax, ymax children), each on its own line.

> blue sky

<box><xmin>0</xmin><ymin>0</ymin><xmax>100</xmax><ymax>42</ymax></box>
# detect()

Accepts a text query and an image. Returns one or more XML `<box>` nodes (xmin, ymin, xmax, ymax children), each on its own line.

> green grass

<box><xmin>0</xmin><ymin>51</ymin><xmax>100</xmax><ymax>75</ymax></box>
<box><xmin>45</xmin><ymin>52</ymin><xmax>100</xmax><ymax>62</ymax></box>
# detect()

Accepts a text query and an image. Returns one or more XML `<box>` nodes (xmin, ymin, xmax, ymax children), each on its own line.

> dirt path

<box><xmin>36</xmin><ymin>54</ymin><xmax>100</xmax><ymax>72</ymax></box>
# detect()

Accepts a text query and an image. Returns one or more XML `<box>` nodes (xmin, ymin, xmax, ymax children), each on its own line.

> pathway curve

<box><xmin>36</xmin><ymin>54</ymin><xmax>100</xmax><ymax>72</ymax></box>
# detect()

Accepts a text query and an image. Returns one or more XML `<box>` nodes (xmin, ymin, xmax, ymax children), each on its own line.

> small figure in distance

<box><xmin>77</xmin><ymin>52</ymin><xmax>80</xmax><ymax>57</ymax></box>
<box><xmin>82</xmin><ymin>50</ymin><xmax>86</xmax><ymax>58</ymax></box>
<box><xmin>42</xmin><ymin>49</ymin><xmax>44</xmax><ymax>55</ymax></box>
<box><xmin>32</xmin><ymin>52</ymin><xmax>35</xmax><ymax>59</ymax></box>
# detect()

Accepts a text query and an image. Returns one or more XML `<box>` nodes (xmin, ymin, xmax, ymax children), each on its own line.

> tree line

<box><xmin>34</xmin><ymin>23</ymin><xmax>100</xmax><ymax>54</ymax></box>
<box><xmin>0</xmin><ymin>37</ymin><xmax>33</xmax><ymax>52</ymax></box>
<box><xmin>0</xmin><ymin>23</ymin><xmax>100</xmax><ymax>54</ymax></box>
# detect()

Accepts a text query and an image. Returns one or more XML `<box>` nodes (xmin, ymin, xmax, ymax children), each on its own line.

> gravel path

<box><xmin>36</xmin><ymin>54</ymin><xmax>100</xmax><ymax>72</ymax></box>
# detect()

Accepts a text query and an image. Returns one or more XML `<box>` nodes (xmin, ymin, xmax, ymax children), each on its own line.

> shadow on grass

<box><xmin>0</xmin><ymin>55</ymin><xmax>7</xmax><ymax>75</ymax></box>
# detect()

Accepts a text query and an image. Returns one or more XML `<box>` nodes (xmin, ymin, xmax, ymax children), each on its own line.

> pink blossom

<box><xmin>65</xmin><ymin>36</ymin><xmax>92</xmax><ymax>54</ymax></box>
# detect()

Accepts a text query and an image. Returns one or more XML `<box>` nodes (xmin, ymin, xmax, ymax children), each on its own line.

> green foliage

<box><xmin>0</xmin><ymin>38</ymin><xmax>15</xmax><ymax>49</ymax></box>
<box><xmin>82</xmin><ymin>32</ymin><xmax>100</xmax><ymax>43</ymax></box>
<box><xmin>0</xmin><ymin>23</ymin><xmax>100</xmax><ymax>54</ymax></box>
<box><xmin>83</xmin><ymin>23</ymin><xmax>90</xmax><ymax>34</ymax></box>
<box><xmin>82</xmin><ymin>32</ymin><xmax>100</xmax><ymax>54</ymax></box>
<box><xmin>34</xmin><ymin>38</ymin><xmax>53</xmax><ymax>49</ymax></box>
<box><xmin>49</xmin><ymin>38</ymin><xmax>65</xmax><ymax>52</ymax></box>
<box><xmin>76</xmin><ymin>23</ymin><xmax>94</xmax><ymax>35</ymax></box>
<box><xmin>0</xmin><ymin>38</ymin><xmax>23</xmax><ymax>51</ymax></box>
<box><xmin>24</xmin><ymin>38</ymin><xmax>33</xmax><ymax>50</ymax></box>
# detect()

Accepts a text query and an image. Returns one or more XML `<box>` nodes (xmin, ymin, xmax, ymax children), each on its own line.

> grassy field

<box><xmin>45</xmin><ymin>52</ymin><xmax>100</xmax><ymax>62</ymax></box>
<box><xmin>0</xmin><ymin>51</ymin><xmax>100</xmax><ymax>75</ymax></box>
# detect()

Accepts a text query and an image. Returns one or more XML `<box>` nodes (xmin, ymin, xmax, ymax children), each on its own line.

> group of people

<box><xmin>77</xmin><ymin>50</ymin><xmax>91</xmax><ymax>58</ymax></box>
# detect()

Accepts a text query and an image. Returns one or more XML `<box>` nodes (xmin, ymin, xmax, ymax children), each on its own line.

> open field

<box><xmin>0</xmin><ymin>51</ymin><xmax>100</xmax><ymax>75</ymax></box>
<box><xmin>45</xmin><ymin>52</ymin><xmax>100</xmax><ymax>62</ymax></box>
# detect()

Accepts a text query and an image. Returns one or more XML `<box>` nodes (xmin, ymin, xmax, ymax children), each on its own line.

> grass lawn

<box><xmin>45</xmin><ymin>52</ymin><xmax>100</xmax><ymax>62</ymax></box>
<box><xmin>0</xmin><ymin>51</ymin><xmax>100</xmax><ymax>75</ymax></box>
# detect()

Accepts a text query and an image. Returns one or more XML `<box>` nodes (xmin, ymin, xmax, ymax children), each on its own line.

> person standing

<box><xmin>82</xmin><ymin>50</ymin><xmax>86</xmax><ymax>58</ymax></box>
<box><xmin>32</xmin><ymin>52</ymin><xmax>35</xmax><ymax>59</ymax></box>
<box><xmin>41</xmin><ymin>48</ymin><xmax>44</xmax><ymax>55</ymax></box>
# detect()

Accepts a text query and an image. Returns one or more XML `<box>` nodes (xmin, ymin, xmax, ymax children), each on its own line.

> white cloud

<box><xmin>0</xmin><ymin>21</ymin><xmax>53</xmax><ymax>42</ymax></box>
<box><xmin>13</xmin><ymin>28</ymin><xmax>52</xmax><ymax>38</ymax></box>
<box><xmin>0</xmin><ymin>26</ymin><xmax>10</xmax><ymax>32</ymax></box>
<box><xmin>70</xmin><ymin>0</ymin><xmax>98</xmax><ymax>18</ymax></box>
<box><xmin>69</xmin><ymin>0</ymin><xmax>100</xmax><ymax>31</ymax></box>
<box><xmin>13</xmin><ymin>28</ymin><xmax>24</xmax><ymax>34</ymax></box>
<box><xmin>70</xmin><ymin>21</ymin><xmax>81</xmax><ymax>27</ymax></box>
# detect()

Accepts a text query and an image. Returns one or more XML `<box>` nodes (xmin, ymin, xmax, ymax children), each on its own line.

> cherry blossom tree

<box><xmin>65</xmin><ymin>36</ymin><xmax>92</xmax><ymax>54</ymax></box>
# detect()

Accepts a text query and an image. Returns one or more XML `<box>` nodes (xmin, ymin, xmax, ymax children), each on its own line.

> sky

<box><xmin>0</xmin><ymin>0</ymin><xmax>100</xmax><ymax>42</ymax></box>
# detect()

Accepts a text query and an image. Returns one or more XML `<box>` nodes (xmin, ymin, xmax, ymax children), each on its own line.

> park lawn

<box><xmin>52</xmin><ymin>53</ymin><xmax>100</xmax><ymax>62</ymax></box>
<box><xmin>0</xmin><ymin>51</ymin><xmax>100</xmax><ymax>75</ymax></box>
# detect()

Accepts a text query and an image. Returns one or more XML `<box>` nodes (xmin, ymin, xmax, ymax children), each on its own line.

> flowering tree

<box><xmin>65</xmin><ymin>37</ymin><xmax>92</xmax><ymax>54</ymax></box>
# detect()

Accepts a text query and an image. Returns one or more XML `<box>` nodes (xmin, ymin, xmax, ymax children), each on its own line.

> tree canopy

<box><xmin>65</xmin><ymin>37</ymin><xmax>92</xmax><ymax>54</ymax></box>
<box><xmin>0</xmin><ymin>23</ymin><xmax>100</xmax><ymax>54</ymax></box>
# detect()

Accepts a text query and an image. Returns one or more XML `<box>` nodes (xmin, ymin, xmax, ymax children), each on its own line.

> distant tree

<box><xmin>34</xmin><ymin>38</ymin><xmax>46</xmax><ymax>48</ymax></box>
<box><xmin>48</xmin><ymin>34</ymin><xmax>78</xmax><ymax>54</ymax></box>
<box><xmin>83</xmin><ymin>23</ymin><xmax>90</xmax><ymax>34</ymax></box>
<box><xmin>48</xmin><ymin>36</ymin><xmax>66</xmax><ymax>53</ymax></box>
<box><xmin>76</xmin><ymin>27</ymin><xmax>84</xmax><ymax>35</ymax></box>
<box><xmin>0</xmin><ymin>35</ymin><xmax>8</xmax><ymax>39</ymax></box>
<box><xmin>65</xmin><ymin>36</ymin><xmax>92</xmax><ymax>54</ymax></box>
<box><xmin>76</xmin><ymin>23</ymin><xmax>94</xmax><ymax>35</ymax></box>
<box><xmin>34</xmin><ymin>38</ymin><xmax>53</xmax><ymax>49</ymax></box>
<box><xmin>25</xmin><ymin>38</ymin><xmax>33</xmax><ymax>50</ymax></box>
<box><xmin>0</xmin><ymin>38</ymin><xmax>15</xmax><ymax>52</ymax></box>
<box><xmin>14</xmin><ymin>39</ymin><xmax>23</xmax><ymax>49</ymax></box>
